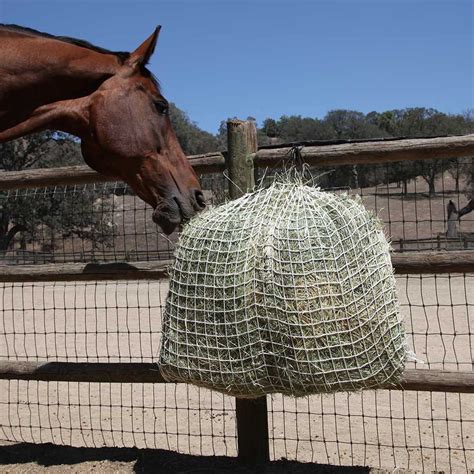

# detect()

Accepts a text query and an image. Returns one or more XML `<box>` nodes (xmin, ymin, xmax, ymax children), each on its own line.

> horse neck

<box><xmin>0</xmin><ymin>31</ymin><xmax>121</xmax><ymax>129</ymax></box>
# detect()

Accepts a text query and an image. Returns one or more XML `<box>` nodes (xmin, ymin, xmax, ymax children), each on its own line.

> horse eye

<box><xmin>155</xmin><ymin>101</ymin><xmax>169</xmax><ymax>115</ymax></box>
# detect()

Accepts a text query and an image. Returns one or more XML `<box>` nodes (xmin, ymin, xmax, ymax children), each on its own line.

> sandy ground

<box><xmin>0</xmin><ymin>275</ymin><xmax>473</xmax><ymax>472</ymax></box>
<box><xmin>0</xmin><ymin>443</ymin><xmax>371</xmax><ymax>473</ymax></box>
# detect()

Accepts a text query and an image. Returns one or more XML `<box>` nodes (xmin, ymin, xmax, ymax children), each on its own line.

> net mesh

<box><xmin>160</xmin><ymin>180</ymin><xmax>407</xmax><ymax>397</ymax></box>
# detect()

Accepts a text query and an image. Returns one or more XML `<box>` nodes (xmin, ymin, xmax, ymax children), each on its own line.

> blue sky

<box><xmin>1</xmin><ymin>0</ymin><xmax>472</xmax><ymax>133</ymax></box>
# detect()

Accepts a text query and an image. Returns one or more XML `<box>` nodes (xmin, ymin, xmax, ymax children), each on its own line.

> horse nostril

<box><xmin>194</xmin><ymin>190</ymin><xmax>206</xmax><ymax>209</ymax></box>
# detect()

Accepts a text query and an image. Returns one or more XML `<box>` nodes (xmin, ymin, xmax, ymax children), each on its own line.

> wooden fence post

<box><xmin>446</xmin><ymin>200</ymin><xmax>458</xmax><ymax>239</ymax></box>
<box><xmin>226</xmin><ymin>119</ymin><xmax>256</xmax><ymax>199</ymax></box>
<box><xmin>226</xmin><ymin>119</ymin><xmax>269</xmax><ymax>464</ymax></box>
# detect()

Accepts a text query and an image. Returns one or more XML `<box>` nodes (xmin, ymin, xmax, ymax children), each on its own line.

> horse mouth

<box><xmin>152</xmin><ymin>188</ymin><xmax>206</xmax><ymax>235</ymax></box>
<box><xmin>152</xmin><ymin>196</ymin><xmax>187</xmax><ymax>235</ymax></box>
<box><xmin>153</xmin><ymin>214</ymin><xmax>180</xmax><ymax>235</ymax></box>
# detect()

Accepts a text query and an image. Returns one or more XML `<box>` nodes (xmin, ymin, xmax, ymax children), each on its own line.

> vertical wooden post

<box><xmin>446</xmin><ymin>213</ymin><xmax>458</xmax><ymax>239</ymax></box>
<box><xmin>235</xmin><ymin>397</ymin><xmax>270</xmax><ymax>464</ymax></box>
<box><xmin>226</xmin><ymin>119</ymin><xmax>256</xmax><ymax>199</ymax></box>
<box><xmin>227</xmin><ymin>119</ymin><xmax>269</xmax><ymax>464</ymax></box>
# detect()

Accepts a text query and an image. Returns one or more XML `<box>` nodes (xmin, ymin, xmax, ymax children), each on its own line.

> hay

<box><xmin>159</xmin><ymin>179</ymin><xmax>407</xmax><ymax>398</ymax></box>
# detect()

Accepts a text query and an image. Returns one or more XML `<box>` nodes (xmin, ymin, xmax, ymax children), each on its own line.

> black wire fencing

<box><xmin>0</xmin><ymin>172</ymin><xmax>229</xmax><ymax>265</ymax></box>
<box><xmin>0</xmin><ymin>274</ymin><xmax>472</xmax><ymax>471</ymax></box>
<box><xmin>0</xmin><ymin>142</ymin><xmax>473</xmax><ymax>471</ymax></box>
<box><xmin>255</xmin><ymin>156</ymin><xmax>474</xmax><ymax>252</ymax></box>
<box><xmin>1</xmin><ymin>157</ymin><xmax>472</xmax><ymax>265</ymax></box>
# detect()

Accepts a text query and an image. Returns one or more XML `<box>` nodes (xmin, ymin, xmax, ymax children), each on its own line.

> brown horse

<box><xmin>0</xmin><ymin>24</ymin><xmax>205</xmax><ymax>234</ymax></box>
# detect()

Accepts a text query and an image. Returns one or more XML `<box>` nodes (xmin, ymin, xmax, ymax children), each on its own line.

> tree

<box><xmin>460</xmin><ymin>111</ymin><xmax>474</xmax><ymax>197</ymax></box>
<box><xmin>0</xmin><ymin>132</ymin><xmax>114</xmax><ymax>254</ymax></box>
<box><xmin>323</xmin><ymin>110</ymin><xmax>385</xmax><ymax>189</ymax></box>
<box><xmin>459</xmin><ymin>156</ymin><xmax>474</xmax><ymax>198</ymax></box>
<box><xmin>448</xmin><ymin>158</ymin><xmax>465</xmax><ymax>193</ymax></box>
<box><xmin>368</xmin><ymin>107</ymin><xmax>474</xmax><ymax>195</ymax></box>
<box><xmin>262</xmin><ymin>118</ymin><xmax>280</xmax><ymax>138</ymax></box>
<box><xmin>169</xmin><ymin>104</ymin><xmax>220</xmax><ymax>155</ymax></box>
<box><xmin>398</xmin><ymin>108</ymin><xmax>470</xmax><ymax>195</ymax></box>
<box><xmin>324</xmin><ymin>109</ymin><xmax>386</xmax><ymax>140</ymax></box>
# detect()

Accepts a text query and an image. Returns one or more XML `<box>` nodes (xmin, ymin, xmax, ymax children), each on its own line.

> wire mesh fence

<box><xmin>269</xmin><ymin>390</ymin><xmax>473</xmax><ymax>471</ymax></box>
<box><xmin>0</xmin><ymin>157</ymin><xmax>473</xmax><ymax>471</ymax></box>
<box><xmin>1</xmin><ymin>157</ymin><xmax>473</xmax><ymax>265</ymax></box>
<box><xmin>256</xmin><ymin>156</ymin><xmax>474</xmax><ymax>252</ymax></box>
<box><xmin>0</xmin><ymin>273</ymin><xmax>473</xmax><ymax>471</ymax></box>
<box><xmin>0</xmin><ymin>172</ymin><xmax>229</xmax><ymax>265</ymax></box>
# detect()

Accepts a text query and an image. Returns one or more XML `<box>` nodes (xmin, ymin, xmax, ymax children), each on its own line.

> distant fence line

<box><xmin>394</xmin><ymin>235</ymin><xmax>474</xmax><ymax>252</ymax></box>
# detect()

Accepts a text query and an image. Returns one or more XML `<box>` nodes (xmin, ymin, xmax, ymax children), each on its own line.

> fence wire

<box><xmin>0</xmin><ymin>173</ymin><xmax>229</xmax><ymax>264</ymax></box>
<box><xmin>0</xmin><ymin>162</ymin><xmax>473</xmax><ymax>472</ymax></box>
<box><xmin>1</xmin><ymin>158</ymin><xmax>472</xmax><ymax>265</ymax></box>
<box><xmin>256</xmin><ymin>156</ymin><xmax>474</xmax><ymax>252</ymax></box>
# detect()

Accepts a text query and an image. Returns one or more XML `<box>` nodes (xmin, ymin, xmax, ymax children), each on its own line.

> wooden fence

<box><xmin>1</xmin><ymin>123</ymin><xmax>474</xmax><ymax>464</ymax></box>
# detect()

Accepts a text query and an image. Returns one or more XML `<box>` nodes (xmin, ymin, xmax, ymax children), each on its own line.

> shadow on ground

<box><xmin>0</xmin><ymin>443</ymin><xmax>369</xmax><ymax>473</ymax></box>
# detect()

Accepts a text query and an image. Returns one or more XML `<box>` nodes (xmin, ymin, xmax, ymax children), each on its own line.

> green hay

<box><xmin>159</xmin><ymin>180</ymin><xmax>407</xmax><ymax>398</ymax></box>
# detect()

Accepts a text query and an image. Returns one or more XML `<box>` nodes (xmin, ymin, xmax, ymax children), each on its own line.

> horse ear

<box><xmin>126</xmin><ymin>26</ymin><xmax>161</xmax><ymax>70</ymax></box>
<box><xmin>0</xmin><ymin>98</ymin><xmax>90</xmax><ymax>143</ymax></box>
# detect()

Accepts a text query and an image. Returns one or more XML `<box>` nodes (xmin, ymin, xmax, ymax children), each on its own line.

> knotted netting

<box><xmin>159</xmin><ymin>180</ymin><xmax>407</xmax><ymax>398</ymax></box>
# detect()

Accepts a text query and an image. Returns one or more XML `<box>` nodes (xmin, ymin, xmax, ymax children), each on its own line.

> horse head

<box><xmin>0</xmin><ymin>27</ymin><xmax>205</xmax><ymax>234</ymax></box>
<box><xmin>80</xmin><ymin>28</ymin><xmax>205</xmax><ymax>234</ymax></box>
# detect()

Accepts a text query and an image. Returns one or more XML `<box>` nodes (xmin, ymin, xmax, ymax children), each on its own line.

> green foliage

<box><xmin>258</xmin><ymin>107</ymin><xmax>474</xmax><ymax>194</ymax></box>
<box><xmin>277</xmin><ymin>115</ymin><xmax>336</xmax><ymax>142</ymax></box>
<box><xmin>0</xmin><ymin>187</ymin><xmax>114</xmax><ymax>252</ymax></box>
<box><xmin>0</xmin><ymin>132</ymin><xmax>113</xmax><ymax>252</ymax></box>
<box><xmin>0</xmin><ymin>132</ymin><xmax>82</xmax><ymax>172</ymax></box>
<box><xmin>169</xmin><ymin>104</ymin><xmax>220</xmax><ymax>155</ymax></box>
<box><xmin>324</xmin><ymin>109</ymin><xmax>388</xmax><ymax>139</ymax></box>
<box><xmin>260</xmin><ymin>107</ymin><xmax>473</xmax><ymax>143</ymax></box>
<box><xmin>262</xmin><ymin>118</ymin><xmax>280</xmax><ymax>138</ymax></box>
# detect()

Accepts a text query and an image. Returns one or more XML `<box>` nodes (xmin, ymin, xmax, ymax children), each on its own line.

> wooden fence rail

<box><xmin>0</xmin><ymin>260</ymin><xmax>172</xmax><ymax>282</ymax></box>
<box><xmin>0</xmin><ymin>251</ymin><xmax>472</xmax><ymax>283</ymax></box>
<box><xmin>0</xmin><ymin>134</ymin><xmax>473</xmax><ymax>190</ymax></box>
<box><xmin>0</xmin><ymin>152</ymin><xmax>226</xmax><ymax>190</ymax></box>
<box><xmin>0</xmin><ymin>361</ymin><xmax>472</xmax><ymax>394</ymax></box>
<box><xmin>253</xmin><ymin>134</ymin><xmax>474</xmax><ymax>168</ymax></box>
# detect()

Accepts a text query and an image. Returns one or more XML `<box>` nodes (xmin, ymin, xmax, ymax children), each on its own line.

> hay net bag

<box><xmin>160</xmin><ymin>179</ymin><xmax>408</xmax><ymax>398</ymax></box>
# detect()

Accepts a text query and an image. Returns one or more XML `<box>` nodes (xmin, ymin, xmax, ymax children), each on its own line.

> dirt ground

<box><xmin>0</xmin><ymin>275</ymin><xmax>473</xmax><ymax>472</ymax></box>
<box><xmin>0</xmin><ymin>174</ymin><xmax>473</xmax><ymax>472</ymax></box>
<box><xmin>0</xmin><ymin>442</ymin><xmax>374</xmax><ymax>473</ymax></box>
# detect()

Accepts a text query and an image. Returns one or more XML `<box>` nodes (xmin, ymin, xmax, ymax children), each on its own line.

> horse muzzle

<box><xmin>152</xmin><ymin>189</ymin><xmax>206</xmax><ymax>234</ymax></box>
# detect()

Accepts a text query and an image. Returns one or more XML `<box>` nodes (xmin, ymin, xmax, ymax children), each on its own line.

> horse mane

<box><xmin>0</xmin><ymin>24</ymin><xmax>130</xmax><ymax>64</ymax></box>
